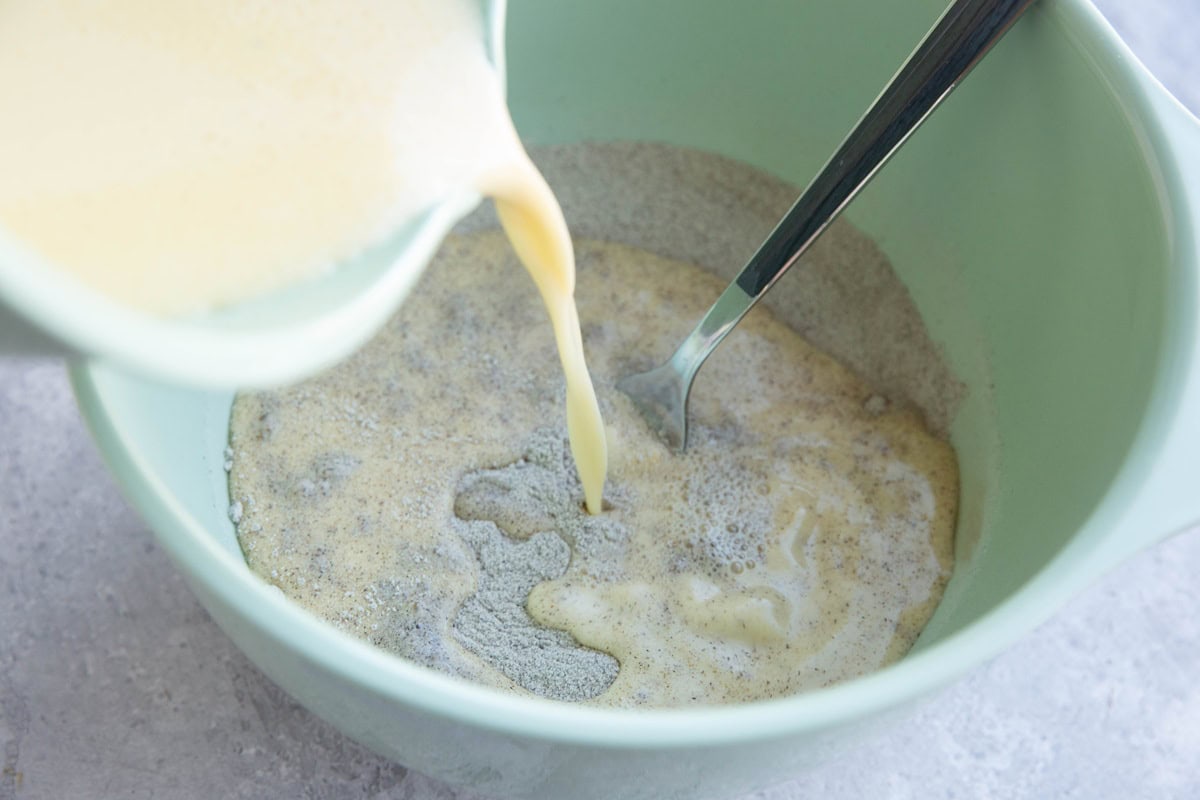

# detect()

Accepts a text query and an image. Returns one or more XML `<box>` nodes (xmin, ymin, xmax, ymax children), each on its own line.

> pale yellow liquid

<box><xmin>488</xmin><ymin>166</ymin><xmax>608</xmax><ymax>514</ymax></box>
<box><xmin>0</xmin><ymin>0</ymin><xmax>607</xmax><ymax>510</ymax></box>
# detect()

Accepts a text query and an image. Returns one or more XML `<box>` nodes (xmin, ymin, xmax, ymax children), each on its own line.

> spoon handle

<box><xmin>669</xmin><ymin>0</ymin><xmax>1036</xmax><ymax>383</ymax></box>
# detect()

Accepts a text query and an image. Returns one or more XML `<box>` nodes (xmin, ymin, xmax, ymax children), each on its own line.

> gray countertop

<box><xmin>3</xmin><ymin>1</ymin><xmax>1199</xmax><ymax>798</ymax></box>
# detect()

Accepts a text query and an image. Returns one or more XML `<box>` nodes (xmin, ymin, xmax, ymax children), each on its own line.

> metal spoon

<box><xmin>617</xmin><ymin>0</ymin><xmax>1035</xmax><ymax>450</ymax></box>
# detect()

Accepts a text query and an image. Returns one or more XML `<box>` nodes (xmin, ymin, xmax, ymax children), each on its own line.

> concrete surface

<box><xmin>2</xmin><ymin>1</ymin><xmax>1199</xmax><ymax>797</ymax></box>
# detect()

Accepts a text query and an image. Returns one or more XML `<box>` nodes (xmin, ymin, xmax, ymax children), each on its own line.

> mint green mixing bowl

<box><xmin>70</xmin><ymin>1</ymin><xmax>1200</xmax><ymax>798</ymax></box>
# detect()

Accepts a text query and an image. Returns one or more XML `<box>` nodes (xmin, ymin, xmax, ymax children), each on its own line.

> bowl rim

<box><xmin>72</xmin><ymin>0</ymin><xmax>1200</xmax><ymax>749</ymax></box>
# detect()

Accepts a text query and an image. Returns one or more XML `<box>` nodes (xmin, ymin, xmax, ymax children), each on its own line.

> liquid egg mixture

<box><xmin>228</xmin><ymin>148</ymin><xmax>959</xmax><ymax>707</ymax></box>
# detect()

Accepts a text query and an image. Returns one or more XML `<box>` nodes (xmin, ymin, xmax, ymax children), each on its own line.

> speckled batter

<box><xmin>229</xmin><ymin>218</ymin><xmax>958</xmax><ymax>708</ymax></box>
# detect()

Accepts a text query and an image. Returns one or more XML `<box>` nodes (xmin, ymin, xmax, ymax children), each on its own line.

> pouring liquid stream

<box><xmin>492</xmin><ymin>162</ymin><xmax>608</xmax><ymax>514</ymax></box>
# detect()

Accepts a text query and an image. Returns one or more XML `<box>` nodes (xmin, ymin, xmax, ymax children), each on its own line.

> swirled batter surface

<box><xmin>229</xmin><ymin>225</ymin><xmax>958</xmax><ymax>707</ymax></box>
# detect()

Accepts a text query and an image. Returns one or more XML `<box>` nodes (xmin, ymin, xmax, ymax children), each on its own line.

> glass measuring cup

<box><xmin>0</xmin><ymin>0</ymin><xmax>507</xmax><ymax>389</ymax></box>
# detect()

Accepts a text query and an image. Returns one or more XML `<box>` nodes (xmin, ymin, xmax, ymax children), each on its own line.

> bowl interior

<box><xmin>505</xmin><ymin>0</ymin><xmax>1170</xmax><ymax>646</ymax></box>
<box><xmin>80</xmin><ymin>0</ymin><xmax>1170</xmax><ymax>714</ymax></box>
